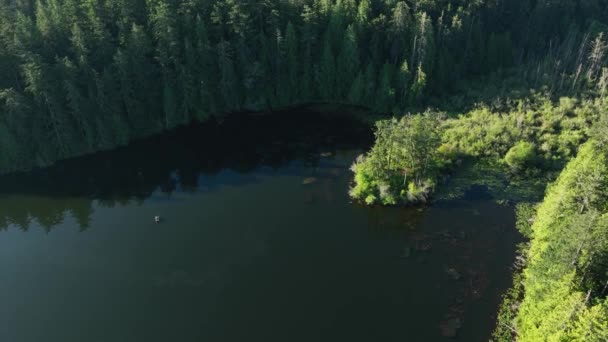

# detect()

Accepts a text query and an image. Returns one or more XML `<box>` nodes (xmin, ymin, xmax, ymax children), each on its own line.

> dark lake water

<box><xmin>0</xmin><ymin>109</ymin><xmax>519</xmax><ymax>342</ymax></box>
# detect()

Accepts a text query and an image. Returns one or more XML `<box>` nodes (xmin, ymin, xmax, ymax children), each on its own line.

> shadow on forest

<box><xmin>0</xmin><ymin>107</ymin><xmax>373</xmax><ymax>232</ymax></box>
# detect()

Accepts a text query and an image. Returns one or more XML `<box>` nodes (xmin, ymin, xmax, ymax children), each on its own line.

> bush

<box><xmin>515</xmin><ymin>202</ymin><xmax>537</xmax><ymax>238</ymax></box>
<box><xmin>436</xmin><ymin>143</ymin><xmax>459</xmax><ymax>169</ymax></box>
<box><xmin>505</xmin><ymin>141</ymin><xmax>537</xmax><ymax>171</ymax></box>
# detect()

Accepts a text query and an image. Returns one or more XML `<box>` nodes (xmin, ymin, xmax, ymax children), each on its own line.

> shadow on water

<box><xmin>0</xmin><ymin>108</ymin><xmax>372</xmax><ymax>232</ymax></box>
<box><xmin>461</xmin><ymin>185</ymin><xmax>494</xmax><ymax>201</ymax></box>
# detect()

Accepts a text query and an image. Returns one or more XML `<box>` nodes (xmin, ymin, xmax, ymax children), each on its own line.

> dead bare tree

<box><xmin>586</xmin><ymin>33</ymin><xmax>608</xmax><ymax>82</ymax></box>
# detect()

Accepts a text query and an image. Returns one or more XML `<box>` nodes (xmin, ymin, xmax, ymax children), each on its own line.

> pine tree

<box><xmin>96</xmin><ymin>68</ymin><xmax>129</xmax><ymax>147</ymax></box>
<box><xmin>61</xmin><ymin>57</ymin><xmax>96</xmax><ymax>151</ymax></box>
<box><xmin>587</xmin><ymin>33</ymin><xmax>607</xmax><ymax>82</ymax></box>
<box><xmin>356</xmin><ymin>0</ymin><xmax>371</xmax><ymax>29</ymax></box>
<box><xmin>181</xmin><ymin>36</ymin><xmax>197</xmax><ymax>123</ymax></box>
<box><xmin>375</xmin><ymin>62</ymin><xmax>395</xmax><ymax>113</ymax></box>
<box><xmin>411</xmin><ymin>12</ymin><xmax>435</xmax><ymax>79</ymax></box>
<box><xmin>118</xmin><ymin>23</ymin><xmax>161</xmax><ymax>135</ymax></box>
<box><xmin>389</xmin><ymin>1</ymin><xmax>412</xmax><ymax>64</ymax></box>
<box><xmin>300</xmin><ymin>4</ymin><xmax>321</xmax><ymax>100</ymax></box>
<box><xmin>397</xmin><ymin>59</ymin><xmax>411</xmax><ymax>108</ymax></box>
<box><xmin>336</xmin><ymin>24</ymin><xmax>359</xmax><ymax>99</ymax></box>
<box><xmin>162</xmin><ymin>78</ymin><xmax>179</xmax><ymax>129</ymax></box>
<box><xmin>284</xmin><ymin>21</ymin><xmax>298</xmax><ymax>102</ymax></box>
<box><xmin>0</xmin><ymin>89</ymin><xmax>32</xmax><ymax>169</ymax></box>
<box><xmin>327</xmin><ymin>0</ymin><xmax>345</xmax><ymax>49</ymax></box>
<box><xmin>347</xmin><ymin>71</ymin><xmax>364</xmax><ymax>105</ymax></box>
<box><xmin>317</xmin><ymin>34</ymin><xmax>336</xmax><ymax>101</ymax></box>
<box><xmin>485</xmin><ymin>33</ymin><xmax>500</xmax><ymax>72</ymax></box>
<box><xmin>22</xmin><ymin>60</ymin><xmax>73</xmax><ymax>159</ymax></box>
<box><xmin>0</xmin><ymin>121</ymin><xmax>21</xmax><ymax>170</ymax></box>
<box><xmin>362</xmin><ymin>62</ymin><xmax>376</xmax><ymax>107</ymax></box>
<box><xmin>217</xmin><ymin>40</ymin><xmax>240</xmax><ymax>111</ymax></box>
<box><xmin>410</xmin><ymin>63</ymin><xmax>427</xmax><ymax>104</ymax></box>
<box><xmin>195</xmin><ymin>15</ymin><xmax>216</xmax><ymax>117</ymax></box>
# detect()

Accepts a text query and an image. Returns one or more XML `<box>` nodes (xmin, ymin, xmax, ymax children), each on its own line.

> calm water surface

<box><xmin>0</xmin><ymin>110</ymin><xmax>518</xmax><ymax>341</ymax></box>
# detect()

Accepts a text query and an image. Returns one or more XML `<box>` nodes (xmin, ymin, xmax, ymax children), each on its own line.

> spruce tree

<box><xmin>317</xmin><ymin>34</ymin><xmax>336</xmax><ymax>101</ymax></box>
<box><xmin>336</xmin><ymin>24</ymin><xmax>359</xmax><ymax>99</ymax></box>
<box><xmin>284</xmin><ymin>21</ymin><xmax>298</xmax><ymax>102</ymax></box>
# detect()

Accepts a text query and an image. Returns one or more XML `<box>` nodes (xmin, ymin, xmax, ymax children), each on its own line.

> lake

<box><xmin>0</xmin><ymin>109</ymin><xmax>519</xmax><ymax>341</ymax></box>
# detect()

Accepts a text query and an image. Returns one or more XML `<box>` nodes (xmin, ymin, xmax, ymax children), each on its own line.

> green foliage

<box><xmin>515</xmin><ymin>202</ymin><xmax>538</xmax><ymax>238</ymax></box>
<box><xmin>410</xmin><ymin>63</ymin><xmax>427</xmax><ymax>104</ymax></box>
<box><xmin>491</xmin><ymin>244</ymin><xmax>528</xmax><ymax>342</ymax></box>
<box><xmin>441</xmin><ymin>96</ymin><xmax>603</xmax><ymax>168</ymax></box>
<box><xmin>591</xmin><ymin>99</ymin><xmax>608</xmax><ymax>149</ymax></box>
<box><xmin>350</xmin><ymin>111</ymin><xmax>442</xmax><ymax>205</ymax></box>
<box><xmin>0</xmin><ymin>0</ymin><xmax>606</xmax><ymax>172</ymax></box>
<box><xmin>284</xmin><ymin>21</ymin><xmax>298</xmax><ymax>102</ymax></box>
<box><xmin>347</xmin><ymin>71</ymin><xmax>364</xmax><ymax>105</ymax></box>
<box><xmin>375</xmin><ymin>62</ymin><xmax>395</xmax><ymax>112</ymax></box>
<box><xmin>514</xmin><ymin>141</ymin><xmax>608</xmax><ymax>341</ymax></box>
<box><xmin>317</xmin><ymin>35</ymin><xmax>336</xmax><ymax>101</ymax></box>
<box><xmin>505</xmin><ymin>141</ymin><xmax>537</xmax><ymax>171</ymax></box>
<box><xmin>352</xmin><ymin>90</ymin><xmax>606</xmax><ymax>207</ymax></box>
<box><xmin>336</xmin><ymin>25</ymin><xmax>359</xmax><ymax>99</ymax></box>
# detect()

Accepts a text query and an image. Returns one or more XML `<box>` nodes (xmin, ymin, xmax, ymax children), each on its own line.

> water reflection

<box><xmin>0</xmin><ymin>109</ymin><xmax>372</xmax><ymax>232</ymax></box>
<box><xmin>0</xmin><ymin>109</ymin><xmax>521</xmax><ymax>341</ymax></box>
<box><xmin>0</xmin><ymin>196</ymin><xmax>94</xmax><ymax>232</ymax></box>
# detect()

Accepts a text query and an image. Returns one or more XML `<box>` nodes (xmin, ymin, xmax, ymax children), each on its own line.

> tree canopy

<box><xmin>0</xmin><ymin>0</ymin><xmax>606</xmax><ymax>172</ymax></box>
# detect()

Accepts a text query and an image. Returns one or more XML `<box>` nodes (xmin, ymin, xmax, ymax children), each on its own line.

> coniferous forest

<box><xmin>2</xmin><ymin>0</ymin><xmax>608</xmax><ymax>341</ymax></box>
<box><xmin>0</xmin><ymin>0</ymin><xmax>605</xmax><ymax>171</ymax></box>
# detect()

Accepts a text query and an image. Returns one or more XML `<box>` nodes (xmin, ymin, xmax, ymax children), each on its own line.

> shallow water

<box><xmin>0</xmin><ymin>110</ymin><xmax>519</xmax><ymax>341</ymax></box>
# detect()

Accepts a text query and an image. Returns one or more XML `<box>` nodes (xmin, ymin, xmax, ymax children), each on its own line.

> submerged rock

<box><xmin>439</xmin><ymin>318</ymin><xmax>462</xmax><ymax>338</ymax></box>
<box><xmin>416</xmin><ymin>242</ymin><xmax>432</xmax><ymax>252</ymax></box>
<box><xmin>446</xmin><ymin>267</ymin><xmax>461</xmax><ymax>280</ymax></box>
<box><xmin>328</xmin><ymin>168</ymin><xmax>342</xmax><ymax>176</ymax></box>
<box><xmin>302</xmin><ymin>177</ymin><xmax>318</xmax><ymax>185</ymax></box>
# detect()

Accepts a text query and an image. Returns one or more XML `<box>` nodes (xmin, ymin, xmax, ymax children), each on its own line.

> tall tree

<box><xmin>284</xmin><ymin>21</ymin><xmax>298</xmax><ymax>102</ymax></box>
<box><xmin>375</xmin><ymin>62</ymin><xmax>395</xmax><ymax>113</ymax></box>
<box><xmin>317</xmin><ymin>34</ymin><xmax>335</xmax><ymax>101</ymax></box>
<box><xmin>336</xmin><ymin>24</ymin><xmax>359</xmax><ymax>99</ymax></box>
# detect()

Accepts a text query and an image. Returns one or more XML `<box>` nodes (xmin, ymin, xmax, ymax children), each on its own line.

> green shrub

<box><xmin>349</xmin><ymin>160</ymin><xmax>372</xmax><ymax>199</ymax></box>
<box><xmin>505</xmin><ymin>141</ymin><xmax>537</xmax><ymax>171</ymax></box>
<box><xmin>515</xmin><ymin>202</ymin><xmax>537</xmax><ymax>238</ymax></box>
<box><xmin>378</xmin><ymin>182</ymin><xmax>398</xmax><ymax>205</ymax></box>
<box><xmin>436</xmin><ymin>143</ymin><xmax>459</xmax><ymax>169</ymax></box>
<box><xmin>364</xmin><ymin>194</ymin><xmax>377</xmax><ymax>205</ymax></box>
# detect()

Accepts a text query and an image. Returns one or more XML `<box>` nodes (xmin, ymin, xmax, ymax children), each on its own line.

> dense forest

<box><xmin>491</xmin><ymin>136</ymin><xmax>608</xmax><ymax>341</ymax></box>
<box><xmin>0</xmin><ymin>0</ymin><xmax>606</xmax><ymax>171</ymax></box>
<box><xmin>1</xmin><ymin>0</ymin><xmax>608</xmax><ymax>340</ymax></box>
